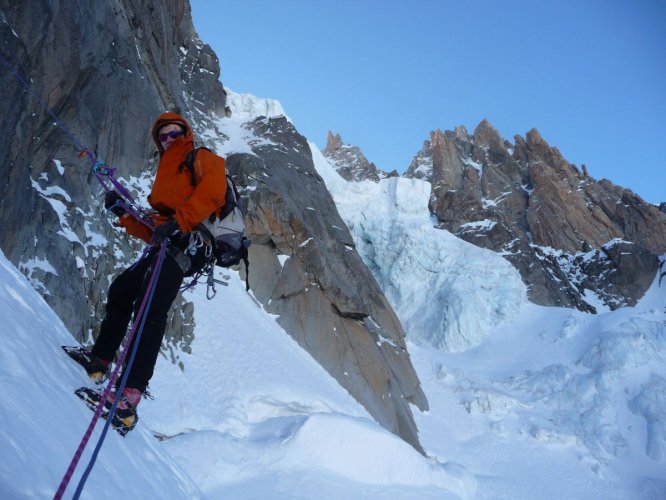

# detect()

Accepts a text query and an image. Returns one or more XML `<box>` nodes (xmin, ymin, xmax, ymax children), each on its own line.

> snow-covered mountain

<box><xmin>311</xmin><ymin>140</ymin><xmax>666</xmax><ymax>498</ymax></box>
<box><xmin>2</xmin><ymin>2</ymin><xmax>665</xmax><ymax>498</ymax></box>
<box><xmin>2</xmin><ymin>120</ymin><xmax>665</xmax><ymax>497</ymax></box>
<box><xmin>0</xmin><ymin>0</ymin><xmax>429</xmax><ymax>452</ymax></box>
<box><xmin>225</xmin><ymin>88</ymin><xmax>290</xmax><ymax>122</ymax></box>
<box><xmin>326</xmin><ymin>125</ymin><xmax>666</xmax><ymax>314</ymax></box>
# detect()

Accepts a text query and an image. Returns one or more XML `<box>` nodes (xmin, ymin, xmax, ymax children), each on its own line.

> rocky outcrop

<box><xmin>0</xmin><ymin>0</ymin><xmax>428</xmax><ymax>451</ymax></box>
<box><xmin>404</xmin><ymin>119</ymin><xmax>666</xmax><ymax>311</ymax></box>
<box><xmin>323</xmin><ymin>131</ymin><xmax>395</xmax><ymax>182</ymax></box>
<box><xmin>229</xmin><ymin>117</ymin><xmax>427</xmax><ymax>451</ymax></box>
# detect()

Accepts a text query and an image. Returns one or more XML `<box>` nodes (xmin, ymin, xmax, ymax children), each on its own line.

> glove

<box><xmin>104</xmin><ymin>191</ymin><xmax>125</xmax><ymax>217</ymax></box>
<box><xmin>151</xmin><ymin>218</ymin><xmax>180</xmax><ymax>245</ymax></box>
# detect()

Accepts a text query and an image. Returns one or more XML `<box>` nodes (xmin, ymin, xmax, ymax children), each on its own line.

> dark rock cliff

<box><xmin>230</xmin><ymin>117</ymin><xmax>427</xmax><ymax>451</ymax></box>
<box><xmin>0</xmin><ymin>1</ymin><xmax>427</xmax><ymax>451</ymax></box>
<box><xmin>0</xmin><ymin>0</ymin><xmax>224</xmax><ymax>344</ymax></box>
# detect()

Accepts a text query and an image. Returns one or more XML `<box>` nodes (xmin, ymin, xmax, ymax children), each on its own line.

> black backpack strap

<box><xmin>219</xmin><ymin>175</ymin><xmax>240</xmax><ymax>219</ymax></box>
<box><xmin>242</xmin><ymin>241</ymin><xmax>250</xmax><ymax>291</ymax></box>
<box><xmin>178</xmin><ymin>147</ymin><xmax>213</xmax><ymax>187</ymax></box>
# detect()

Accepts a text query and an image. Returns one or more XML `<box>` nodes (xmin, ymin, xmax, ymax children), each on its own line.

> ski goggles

<box><xmin>158</xmin><ymin>130</ymin><xmax>185</xmax><ymax>142</ymax></box>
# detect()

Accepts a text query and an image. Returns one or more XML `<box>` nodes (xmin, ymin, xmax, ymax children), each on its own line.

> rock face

<box><xmin>403</xmin><ymin>120</ymin><xmax>666</xmax><ymax>311</ymax></box>
<box><xmin>0</xmin><ymin>1</ymin><xmax>427</xmax><ymax>451</ymax></box>
<box><xmin>323</xmin><ymin>131</ymin><xmax>396</xmax><ymax>181</ymax></box>
<box><xmin>228</xmin><ymin>117</ymin><xmax>428</xmax><ymax>451</ymax></box>
<box><xmin>0</xmin><ymin>0</ymin><xmax>225</xmax><ymax>346</ymax></box>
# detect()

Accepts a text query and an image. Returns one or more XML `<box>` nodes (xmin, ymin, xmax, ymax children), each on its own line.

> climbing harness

<box><xmin>185</xmin><ymin>259</ymin><xmax>230</xmax><ymax>300</ymax></box>
<box><xmin>178</xmin><ymin>231</ymin><xmax>227</xmax><ymax>298</ymax></box>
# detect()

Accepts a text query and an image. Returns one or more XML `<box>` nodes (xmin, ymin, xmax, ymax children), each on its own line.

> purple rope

<box><xmin>72</xmin><ymin>241</ymin><xmax>167</xmax><ymax>499</ymax></box>
<box><xmin>130</xmin><ymin>245</ymin><xmax>154</xmax><ymax>271</ymax></box>
<box><xmin>91</xmin><ymin>158</ymin><xmax>155</xmax><ymax>230</ymax></box>
<box><xmin>54</xmin><ymin>242</ymin><xmax>168</xmax><ymax>500</ymax></box>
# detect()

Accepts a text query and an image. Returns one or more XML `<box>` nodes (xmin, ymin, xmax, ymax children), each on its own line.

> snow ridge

<box><xmin>225</xmin><ymin>88</ymin><xmax>290</xmax><ymax>122</ymax></box>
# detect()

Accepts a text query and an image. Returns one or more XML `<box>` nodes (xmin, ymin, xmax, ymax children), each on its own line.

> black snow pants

<box><xmin>91</xmin><ymin>238</ymin><xmax>207</xmax><ymax>393</ymax></box>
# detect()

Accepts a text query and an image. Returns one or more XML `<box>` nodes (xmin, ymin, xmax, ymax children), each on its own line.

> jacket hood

<box><xmin>152</xmin><ymin>112</ymin><xmax>195</xmax><ymax>155</ymax></box>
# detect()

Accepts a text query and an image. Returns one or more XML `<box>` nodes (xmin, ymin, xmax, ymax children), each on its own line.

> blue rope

<box><xmin>72</xmin><ymin>241</ymin><xmax>168</xmax><ymax>499</ymax></box>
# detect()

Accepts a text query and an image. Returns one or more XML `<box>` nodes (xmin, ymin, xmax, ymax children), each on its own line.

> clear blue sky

<box><xmin>190</xmin><ymin>0</ymin><xmax>665</xmax><ymax>204</ymax></box>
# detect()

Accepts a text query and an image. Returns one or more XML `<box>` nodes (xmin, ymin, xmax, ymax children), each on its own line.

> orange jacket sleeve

<box><xmin>172</xmin><ymin>149</ymin><xmax>227</xmax><ymax>232</ymax></box>
<box><xmin>117</xmin><ymin>214</ymin><xmax>154</xmax><ymax>244</ymax></box>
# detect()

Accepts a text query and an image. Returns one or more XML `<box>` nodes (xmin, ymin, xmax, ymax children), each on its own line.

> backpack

<box><xmin>179</xmin><ymin>147</ymin><xmax>251</xmax><ymax>287</ymax></box>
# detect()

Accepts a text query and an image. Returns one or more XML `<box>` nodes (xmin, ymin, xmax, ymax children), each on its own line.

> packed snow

<box><xmin>0</xmin><ymin>248</ymin><xmax>473</xmax><ymax>499</ymax></box>
<box><xmin>225</xmin><ymin>88</ymin><xmax>290</xmax><ymax>122</ymax></box>
<box><xmin>195</xmin><ymin>94</ymin><xmax>280</xmax><ymax>159</ymax></box>
<box><xmin>1</xmin><ymin>91</ymin><xmax>665</xmax><ymax>499</ymax></box>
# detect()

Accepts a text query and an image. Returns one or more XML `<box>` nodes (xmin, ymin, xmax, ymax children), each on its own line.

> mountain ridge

<box><xmin>327</xmin><ymin>119</ymin><xmax>666</xmax><ymax>312</ymax></box>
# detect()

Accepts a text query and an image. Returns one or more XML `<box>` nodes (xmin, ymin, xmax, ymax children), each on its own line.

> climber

<box><xmin>64</xmin><ymin>112</ymin><xmax>227</xmax><ymax>434</ymax></box>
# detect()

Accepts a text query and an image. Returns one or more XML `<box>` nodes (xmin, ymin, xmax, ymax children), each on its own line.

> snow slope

<box><xmin>0</xmin><ymin>247</ymin><xmax>473</xmax><ymax>499</ymax></box>
<box><xmin>0</xmin><ymin>251</ymin><xmax>201</xmax><ymax>499</ymax></box>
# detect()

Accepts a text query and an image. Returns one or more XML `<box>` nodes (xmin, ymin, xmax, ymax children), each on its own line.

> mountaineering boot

<box><xmin>108</xmin><ymin>387</ymin><xmax>141</xmax><ymax>436</ymax></box>
<box><xmin>74</xmin><ymin>386</ymin><xmax>141</xmax><ymax>437</ymax></box>
<box><xmin>62</xmin><ymin>346</ymin><xmax>111</xmax><ymax>384</ymax></box>
<box><xmin>75</xmin><ymin>386</ymin><xmax>111</xmax><ymax>418</ymax></box>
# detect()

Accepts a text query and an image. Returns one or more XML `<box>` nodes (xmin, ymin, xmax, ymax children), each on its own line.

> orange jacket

<box><xmin>118</xmin><ymin>112</ymin><xmax>227</xmax><ymax>243</ymax></box>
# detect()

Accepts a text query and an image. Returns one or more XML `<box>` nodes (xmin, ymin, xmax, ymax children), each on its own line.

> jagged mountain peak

<box><xmin>472</xmin><ymin>120</ymin><xmax>512</xmax><ymax>166</ymax></box>
<box><xmin>429</xmin><ymin>128</ymin><xmax>446</xmax><ymax>145</ymax></box>
<box><xmin>351</xmin><ymin>123</ymin><xmax>666</xmax><ymax>313</ymax></box>
<box><xmin>472</xmin><ymin>118</ymin><xmax>499</xmax><ymax>139</ymax></box>
<box><xmin>453</xmin><ymin>124</ymin><xmax>470</xmax><ymax>139</ymax></box>
<box><xmin>525</xmin><ymin>127</ymin><xmax>547</xmax><ymax>146</ymax></box>
<box><xmin>326</xmin><ymin>130</ymin><xmax>343</xmax><ymax>150</ymax></box>
<box><xmin>428</xmin><ymin>125</ymin><xmax>469</xmax><ymax>146</ymax></box>
<box><xmin>322</xmin><ymin>131</ymin><xmax>396</xmax><ymax>182</ymax></box>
